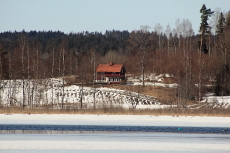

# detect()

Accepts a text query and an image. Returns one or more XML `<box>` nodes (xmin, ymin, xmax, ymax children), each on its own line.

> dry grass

<box><xmin>106</xmin><ymin>84</ymin><xmax>196</xmax><ymax>105</ymax></box>
<box><xmin>1</xmin><ymin>107</ymin><xmax>230</xmax><ymax>117</ymax></box>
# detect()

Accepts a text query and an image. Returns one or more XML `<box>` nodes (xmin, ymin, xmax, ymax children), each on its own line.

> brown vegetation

<box><xmin>1</xmin><ymin>107</ymin><xmax>229</xmax><ymax>117</ymax></box>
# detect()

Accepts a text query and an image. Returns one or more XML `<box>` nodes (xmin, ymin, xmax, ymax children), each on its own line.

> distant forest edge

<box><xmin>0</xmin><ymin>4</ymin><xmax>230</xmax><ymax>100</ymax></box>
<box><xmin>0</xmin><ymin>30</ymin><xmax>129</xmax><ymax>55</ymax></box>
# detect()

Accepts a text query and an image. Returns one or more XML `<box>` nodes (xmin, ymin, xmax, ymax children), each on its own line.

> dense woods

<box><xmin>1</xmin><ymin>5</ymin><xmax>230</xmax><ymax>107</ymax></box>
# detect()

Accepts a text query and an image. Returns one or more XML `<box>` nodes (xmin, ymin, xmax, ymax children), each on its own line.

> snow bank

<box><xmin>133</xmin><ymin>81</ymin><xmax>177</xmax><ymax>87</ymax></box>
<box><xmin>202</xmin><ymin>94</ymin><xmax>230</xmax><ymax>108</ymax></box>
<box><xmin>0</xmin><ymin>114</ymin><xmax>230</xmax><ymax>127</ymax></box>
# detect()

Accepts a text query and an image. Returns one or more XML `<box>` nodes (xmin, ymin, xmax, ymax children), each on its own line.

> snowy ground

<box><xmin>1</xmin><ymin>74</ymin><xmax>230</xmax><ymax>109</ymax></box>
<box><xmin>0</xmin><ymin>78</ymin><xmax>162</xmax><ymax>109</ymax></box>
<box><xmin>201</xmin><ymin>93</ymin><xmax>230</xmax><ymax>108</ymax></box>
<box><xmin>0</xmin><ymin>114</ymin><xmax>230</xmax><ymax>153</ymax></box>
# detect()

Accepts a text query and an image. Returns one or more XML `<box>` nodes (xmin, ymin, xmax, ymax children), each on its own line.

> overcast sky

<box><xmin>1</xmin><ymin>0</ymin><xmax>230</xmax><ymax>34</ymax></box>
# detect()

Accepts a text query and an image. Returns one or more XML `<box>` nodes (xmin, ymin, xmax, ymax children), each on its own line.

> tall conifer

<box><xmin>198</xmin><ymin>4</ymin><xmax>214</xmax><ymax>54</ymax></box>
<box><xmin>216</xmin><ymin>12</ymin><xmax>225</xmax><ymax>36</ymax></box>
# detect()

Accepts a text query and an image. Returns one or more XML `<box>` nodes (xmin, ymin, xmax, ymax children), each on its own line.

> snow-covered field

<box><xmin>1</xmin><ymin>74</ymin><xmax>230</xmax><ymax>109</ymax></box>
<box><xmin>0</xmin><ymin>114</ymin><xmax>230</xmax><ymax>153</ymax></box>
<box><xmin>0</xmin><ymin>78</ymin><xmax>162</xmax><ymax>109</ymax></box>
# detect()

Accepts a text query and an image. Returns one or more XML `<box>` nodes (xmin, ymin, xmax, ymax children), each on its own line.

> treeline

<box><xmin>0</xmin><ymin>30</ymin><xmax>129</xmax><ymax>55</ymax></box>
<box><xmin>0</xmin><ymin>4</ymin><xmax>230</xmax><ymax>102</ymax></box>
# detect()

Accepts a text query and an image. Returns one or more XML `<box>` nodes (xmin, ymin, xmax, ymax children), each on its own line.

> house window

<box><xmin>113</xmin><ymin>78</ymin><xmax>120</xmax><ymax>82</ymax></box>
<box><xmin>109</xmin><ymin>77</ymin><xmax>120</xmax><ymax>82</ymax></box>
<box><xmin>101</xmin><ymin>76</ymin><xmax>105</xmax><ymax>80</ymax></box>
<box><xmin>112</xmin><ymin>72</ymin><xmax>116</xmax><ymax>75</ymax></box>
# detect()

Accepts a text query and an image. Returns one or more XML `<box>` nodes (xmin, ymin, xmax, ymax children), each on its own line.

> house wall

<box><xmin>96</xmin><ymin>73</ymin><xmax>125</xmax><ymax>84</ymax></box>
<box><xmin>95</xmin><ymin>66</ymin><xmax>126</xmax><ymax>84</ymax></box>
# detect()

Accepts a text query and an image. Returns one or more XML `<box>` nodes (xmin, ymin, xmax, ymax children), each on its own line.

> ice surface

<box><xmin>0</xmin><ymin>114</ymin><xmax>230</xmax><ymax>153</ymax></box>
<box><xmin>0</xmin><ymin>114</ymin><xmax>230</xmax><ymax>127</ymax></box>
<box><xmin>0</xmin><ymin>132</ymin><xmax>230</xmax><ymax>153</ymax></box>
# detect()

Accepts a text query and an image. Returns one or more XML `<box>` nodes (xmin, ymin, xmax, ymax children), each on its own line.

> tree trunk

<box><xmin>51</xmin><ymin>47</ymin><xmax>55</xmax><ymax>110</ymax></box>
<box><xmin>20</xmin><ymin>36</ymin><xmax>26</xmax><ymax>109</ymax></box>
<box><xmin>62</xmin><ymin>47</ymin><xmax>65</xmax><ymax>109</ymax></box>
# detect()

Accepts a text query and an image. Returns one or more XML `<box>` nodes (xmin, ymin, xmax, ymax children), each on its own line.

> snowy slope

<box><xmin>0</xmin><ymin>75</ymin><xmax>230</xmax><ymax>109</ymax></box>
<box><xmin>0</xmin><ymin>78</ymin><xmax>162</xmax><ymax>109</ymax></box>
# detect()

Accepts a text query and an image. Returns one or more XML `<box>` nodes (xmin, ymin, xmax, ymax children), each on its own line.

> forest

<box><xmin>0</xmin><ymin>4</ymin><xmax>230</xmax><ymax>106</ymax></box>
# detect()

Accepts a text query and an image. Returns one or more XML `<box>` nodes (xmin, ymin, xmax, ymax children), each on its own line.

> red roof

<box><xmin>96</xmin><ymin>63</ymin><xmax>123</xmax><ymax>73</ymax></box>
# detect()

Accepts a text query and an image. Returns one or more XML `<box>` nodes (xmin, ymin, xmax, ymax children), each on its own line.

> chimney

<box><xmin>109</xmin><ymin>62</ymin><xmax>113</xmax><ymax>66</ymax></box>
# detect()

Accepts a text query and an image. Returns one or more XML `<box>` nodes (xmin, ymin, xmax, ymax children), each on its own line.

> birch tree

<box><xmin>154</xmin><ymin>23</ymin><xmax>164</xmax><ymax>50</ymax></box>
<box><xmin>18</xmin><ymin>33</ymin><xmax>26</xmax><ymax>108</ymax></box>
<box><xmin>165</xmin><ymin>24</ymin><xmax>171</xmax><ymax>56</ymax></box>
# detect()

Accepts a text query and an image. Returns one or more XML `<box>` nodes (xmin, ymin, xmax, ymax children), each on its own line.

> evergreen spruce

<box><xmin>216</xmin><ymin>12</ymin><xmax>225</xmax><ymax>36</ymax></box>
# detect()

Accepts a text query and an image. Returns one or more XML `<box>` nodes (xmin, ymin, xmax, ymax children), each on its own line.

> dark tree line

<box><xmin>0</xmin><ymin>30</ymin><xmax>129</xmax><ymax>55</ymax></box>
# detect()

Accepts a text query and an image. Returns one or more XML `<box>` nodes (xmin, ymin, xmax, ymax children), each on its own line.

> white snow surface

<box><xmin>1</xmin><ymin>114</ymin><xmax>230</xmax><ymax>127</ymax></box>
<box><xmin>0</xmin><ymin>78</ymin><xmax>163</xmax><ymax>109</ymax></box>
<box><xmin>1</xmin><ymin>76</ymin><xmax>230</xmax><ymax>109</ymax></box>
<box><xmin>201</xmin><ymin>93</ymin><xmax>230</xmax><ymax>108</ymax></box>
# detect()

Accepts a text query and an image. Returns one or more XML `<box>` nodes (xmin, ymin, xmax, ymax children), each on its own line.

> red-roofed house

<box><xmin>95</xmin><ymin>62</ymin><xmax>126</xmax><ymax>84</ymax></box>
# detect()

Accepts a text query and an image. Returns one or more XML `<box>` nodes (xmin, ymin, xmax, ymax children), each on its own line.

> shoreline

<box><xmin>1</xmin><ymin>107</ymin><xmax>230</xmax><ymax>117</ymax></box>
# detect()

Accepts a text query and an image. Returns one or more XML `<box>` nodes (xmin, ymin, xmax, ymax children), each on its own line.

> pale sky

<box><xmin>1</xmin><ymin>0</ymin><xmax>230</xmax><ymax>34</ymax></box>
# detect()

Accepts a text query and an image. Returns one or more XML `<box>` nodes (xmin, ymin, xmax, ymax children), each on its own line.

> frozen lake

<box><xmin>0</xmin><ymin>114</ymin><xmax>230</xmax><ymax>152</ymax></box>
<box><xmin>0</xmin><ymin>124</ymin><xmax>230</xmax><ymax>133</ymax></box>
<box><xmin>0</xmin><ymin>132</ymin><xmax>230</xmax><ymax>153</ymax></box>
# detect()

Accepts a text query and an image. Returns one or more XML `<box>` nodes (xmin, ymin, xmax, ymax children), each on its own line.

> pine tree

<box><xmin>198</xmin><ymin>4</ymin><xmax>214</xmax><ymax>54</ymax></box>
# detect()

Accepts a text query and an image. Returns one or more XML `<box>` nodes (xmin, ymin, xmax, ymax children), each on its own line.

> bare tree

<box><xmin>209</xmin><ymin>7</ymin><xmax>222</xmax><ymax>35</ymax></box>
<box><xmin>92</xmin><ymin>49</ymin><xmax>96</xmax><ymax>110</ymax></box>
<box><xmin>165</xmin><ymin>24</ymin><xmax>171</xmax><ymax>56</ymax></box>
<box><xmin>0</xmin><ymin>46</ymin><xmax>3</xmax><ymax>106</ymax></box>
<box><xmin>61</xmin><ymin>47</ymin><xmax>65</xmax><ymax>109</ymax></box>
<box><xmin>175</xmin><ymin>19</ymin><xmax>181</xmax><ymax>51</ymax></box>
<box><xmin>154</xmin><ymin>23</ymin><xmax>164</xmax><ymax>49</ymax></box>
<box><xmin>18</xmin><ymin>33</ymin><xmax>26</xmax><ymax>109</ymax></box>
<box><xmin>51</xmin><ymin>46</ymin><xmax>55</xmax><ymax>110</ymax></box>
<box><xmin>129</xmin><ymin>25</ymin><xmax>152</xmax><ymax>87</ymax></box>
